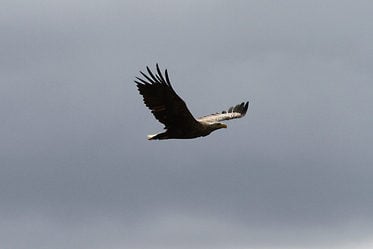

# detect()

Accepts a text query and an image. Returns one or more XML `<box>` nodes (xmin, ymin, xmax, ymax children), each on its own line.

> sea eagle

<box><xmin>135</xmin><ymin>64</ymin><xmax>249</xmax><ymax>140</ymax></box>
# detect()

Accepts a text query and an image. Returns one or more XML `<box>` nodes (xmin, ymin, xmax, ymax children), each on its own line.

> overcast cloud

<box><xmin>1</xmin><ymin>0</ymin><xmax>373</xmax><ymax>248</ymax></box>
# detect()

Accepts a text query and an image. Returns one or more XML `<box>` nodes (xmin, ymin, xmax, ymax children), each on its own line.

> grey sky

<box><xmin>1</xmin><ymin>0</ymin><xmax>373</xmax><ymax>248</ymax></box>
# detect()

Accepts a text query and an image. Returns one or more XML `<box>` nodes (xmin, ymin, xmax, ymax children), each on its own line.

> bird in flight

<box><xmin>135</xmin><ymin>64</ymin><xmax>249</xmax><ymax>140</ymax></box>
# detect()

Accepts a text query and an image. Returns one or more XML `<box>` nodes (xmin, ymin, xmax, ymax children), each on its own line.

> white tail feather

<box><xmin>147</xmin><ymin>134</ymin><xmax>157</xmax><ymax>140</ymax></box>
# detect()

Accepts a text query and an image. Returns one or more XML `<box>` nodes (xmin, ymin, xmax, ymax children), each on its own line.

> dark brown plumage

<box><xmin>135</xmin><ymin>64</ymin><xmax>249</xmax><ymax>140</ymax></box>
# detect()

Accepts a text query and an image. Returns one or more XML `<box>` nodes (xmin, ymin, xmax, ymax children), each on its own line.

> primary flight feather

<box><xmin>135</xmin><ymin>64</ymin><xmax>249</xmax><ymax>140</ymax></box>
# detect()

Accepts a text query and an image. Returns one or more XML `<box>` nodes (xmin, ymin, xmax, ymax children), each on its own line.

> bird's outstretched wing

<box><xmin>135</xmin><ymin>64</ymin><xmax>199</xmax><ymax>129</ymax></box>
<box><xmin>197</xmin><ymin>102</ymin><xmax>249</xmax><ymax>123</ymax></box>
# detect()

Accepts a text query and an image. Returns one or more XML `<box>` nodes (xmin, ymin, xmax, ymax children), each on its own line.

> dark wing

<box><xmin>197</xmin><ymin>102</ymin><xmax>249</xmax><ymax>123</ymax></box>
<box><xmin>135</xmin><ymin>64</ymin><xmax>199</xmax><ymax>129</ymax></box>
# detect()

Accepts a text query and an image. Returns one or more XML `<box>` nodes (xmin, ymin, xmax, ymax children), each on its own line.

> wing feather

<box><xmin>197</xmin><ymin>102</ymin><xmax>249</xmax><ymax>123</ymax></box>
<box><xmin>135</xmin><ymin>64</ymin><xmax>199</xmax><ymax>129</ymax></box>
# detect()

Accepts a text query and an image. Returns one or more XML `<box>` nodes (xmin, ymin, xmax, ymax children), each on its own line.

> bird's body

<box><xmin>135</xmin><ymin>64</ymin><xmax>249</xmax><ymax>140</ymax></box>
<box><xmin>147</xmin><ymin>121</ymin><xmax>227</xmax><ymax>140</ymax></box>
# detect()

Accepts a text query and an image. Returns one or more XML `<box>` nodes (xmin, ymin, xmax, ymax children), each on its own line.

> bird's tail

<box><xmin>147</xmin><ymin>134</ymin><xmax>157</xmax><ymax>140</ymax></box>
<box><xmin>147</xmin><ymin>132</ymin><xmax>169</xmax><ymax>140</ymax></box>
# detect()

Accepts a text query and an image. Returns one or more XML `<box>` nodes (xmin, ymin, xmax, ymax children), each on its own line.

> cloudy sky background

<box><xmin>1</xmin><ymin>0</ymin><xmax>373</xmax><ymax>248</ymax></box>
